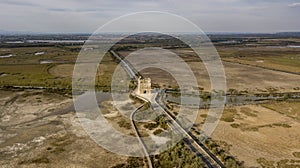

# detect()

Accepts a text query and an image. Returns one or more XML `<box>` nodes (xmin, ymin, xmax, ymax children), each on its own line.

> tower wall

<box><xmin>137</xmin><ymin>77</ymin><xmax>151</xmax><ymax>94</ymax></box>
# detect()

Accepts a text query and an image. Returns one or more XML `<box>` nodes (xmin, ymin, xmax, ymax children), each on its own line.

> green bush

<box><xmin>153</xmin><ymin>129</ymin><xmax>164</xmax><ymax>135</ymax></box>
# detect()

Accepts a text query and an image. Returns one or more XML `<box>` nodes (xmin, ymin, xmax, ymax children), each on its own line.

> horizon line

<box><xmin>1</xmin><ymin>31</ymin><xmax>300</xmax><ymax>36</ymax></box>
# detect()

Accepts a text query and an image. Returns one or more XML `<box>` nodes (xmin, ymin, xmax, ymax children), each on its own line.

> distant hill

<box><xmin>275</xmin><ymin>32</ymin><xmax>300</xmax><ymax>37</ymax></box>
<box><xmin>0</xmin><ymin>30</ymin><xmax>299</xmax><ymax>38</ymax></box>
<box><xmin>0</xmin><ymin>30</ymin><xmax>38</xmax><ymax>35</ymax></box>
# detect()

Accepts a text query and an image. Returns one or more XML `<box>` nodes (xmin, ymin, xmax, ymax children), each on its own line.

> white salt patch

<box><xmin>34</xmin><ymin>52</ymin><xmax>45</xmax><ymax>56</ymax></box>
<box><xmin>150</xmin><ymin>134</ymin><xmax>170</xmax><ymax>146</ymax></box>
<box><xmin>0</xmin><ymin>54</ymin><xmax>13</xmax><ymax>58</ymax></box>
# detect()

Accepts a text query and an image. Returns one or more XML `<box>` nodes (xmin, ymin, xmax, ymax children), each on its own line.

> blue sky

<box><xmin>0</xmin><ymin>0</ymin><xmax>300</xmax><ymax>33</ymax></box>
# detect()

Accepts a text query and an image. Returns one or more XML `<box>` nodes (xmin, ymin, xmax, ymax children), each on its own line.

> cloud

<box><xmin>288</xmin><ymin>2</ymin><xmax>300</xmax><ymax>7</ymax></box>
<box><xmin>0</xmin><ymin>0</ymin><xmax>299</xmax><ymax>33</ymax></box>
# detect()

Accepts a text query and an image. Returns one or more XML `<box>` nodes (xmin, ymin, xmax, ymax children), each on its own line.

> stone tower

<box><xmin>137</xmin><ymin>77</ymin><xmax>151</xmax><ymax>94</ymax></box>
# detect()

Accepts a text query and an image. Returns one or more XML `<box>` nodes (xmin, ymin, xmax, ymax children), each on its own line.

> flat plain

<box><xmin>0</xmin><ymin>34</ymin><xmax>300</xmax><ymax>167</ymax></box>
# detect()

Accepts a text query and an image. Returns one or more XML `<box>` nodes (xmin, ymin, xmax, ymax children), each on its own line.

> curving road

<box><xmin>110</xmin><ymin>50</ymin><xmax>225</xmax><ymax>168</ymax></box>
<box><xmin>130</xmin><ymin>98</ymin><xmax>154</xmax><ymax>168</ymax></box>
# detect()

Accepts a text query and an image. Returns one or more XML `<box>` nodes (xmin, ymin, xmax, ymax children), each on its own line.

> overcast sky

<box><xmin>0</xmin><ymin>0</ymin><xmax>300</xmax><ymax>33</ymax></box>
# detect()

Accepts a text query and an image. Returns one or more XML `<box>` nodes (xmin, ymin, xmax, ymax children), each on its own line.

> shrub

<box><xmin>153</xmin><ymin>129</ymin><xmax>164</xmax><ymax>135</ymax></box>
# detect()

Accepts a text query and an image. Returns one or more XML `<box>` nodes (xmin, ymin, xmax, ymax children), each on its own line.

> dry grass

<box><xmin>49</xmin><ymin>64</ymin><xmax>74</xmax><ymax>78</ymax></box>
<box><xmin>262</xmin><ymin>102</ymin><xmax>300</xmax><ymax>120</ymax></box>
<box><xmin>218</xmin><ymin>46</ymin><xmax>300</xmax><ymax>74</ymax></box>
<box><xmin>195</xmin><ymin>104</ymin><xmax>300</xmax><ymax>167</ymax></box>
<box><xmin>118</xmin><ymin>48</ymin><xmax>300</xmax><ymax>93</ymax></box>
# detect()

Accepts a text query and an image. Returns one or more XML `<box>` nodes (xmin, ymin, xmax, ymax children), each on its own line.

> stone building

<box><xmin>137</xmin><ymin>77</ymin><xmax>151</xmax><ymax>94</ymax></box>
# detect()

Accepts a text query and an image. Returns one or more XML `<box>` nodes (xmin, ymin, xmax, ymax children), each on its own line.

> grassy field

<box><xmin>0</xmin><ymin>46</ymin><xmax>78</xmax><ymax>89</ymax></box>
<box><xmin>0</xmin><ymin>46</ymin><xmax>78</xmax><ymax>64</ymax></box>
<box><xmin>218</xmin><ymin>46</ymin><xmax>300</xmax><ymax>74</ymax></box>
<box><xmin>262</xmin><ymin>101</ymin><xmax>300</xmax><ymax>120</ymax></box>
<box><xmin>0</xmin><ymin>46</ymin><xmax>117</xmax><ymax>91</ymax></box>
<box><xmin>0</xmin><ymin>64</ymin><xmax>71</xmax><ymax>88</ymax></box>
<box><xmin>119</xmin><ymin>47</ymin><xmax>300</xmax><ymax>93</ymax></box>
<box><xmin>1</xmin><ymin>38</ymin><xmax>300</xmax><ymax>93</ymax></box>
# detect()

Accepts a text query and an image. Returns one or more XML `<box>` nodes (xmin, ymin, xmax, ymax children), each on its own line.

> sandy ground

<box><xmin>195</xmin><ymin>104</ymin><xmax>300</xmax><ymax>167</ymax></box>
<box><xmin>0</xmin><ymin>90</ymin><xmax>127</xmax><ymax>168</ymax></box>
